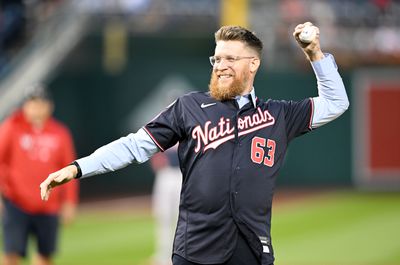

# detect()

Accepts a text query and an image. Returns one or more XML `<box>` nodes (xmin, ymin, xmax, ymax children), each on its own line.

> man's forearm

<box><xmin>310</xmin><ymin>53</ymin><xmax>349</xmax><ymax>128</ymax></box>
<box><xmin>76</xmin><ymin>128</ymin><xmax>159</xmax><ymax>178</ymax></box>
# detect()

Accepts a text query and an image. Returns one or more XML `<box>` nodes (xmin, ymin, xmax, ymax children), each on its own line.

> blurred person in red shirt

<box><xmin>0</xmin><ymin>84</ymin><xmax>78</xmax><ymax>265</ymax></box>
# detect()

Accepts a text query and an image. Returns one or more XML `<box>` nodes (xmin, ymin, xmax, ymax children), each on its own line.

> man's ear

<box><xmin>250</xmin><ymin>58</ymin><xmax>261</xmax><ymax>73</ymax></box>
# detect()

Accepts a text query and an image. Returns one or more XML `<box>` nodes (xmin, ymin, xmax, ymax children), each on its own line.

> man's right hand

<box><xmin>40</xmin><ymin>164</ymin><xmax>78</xmax><ymax>201</ymax></box>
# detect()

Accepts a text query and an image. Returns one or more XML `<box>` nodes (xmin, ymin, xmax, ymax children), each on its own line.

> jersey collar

<box><xmin>249</xmin><ymin>88</ymin><xmax>257</xmax><ymax>108</ymax></box>
<box><xmin>235</xmin><ymin>88</ymin><xmax>257</xmax><ymax>109</ymax></box>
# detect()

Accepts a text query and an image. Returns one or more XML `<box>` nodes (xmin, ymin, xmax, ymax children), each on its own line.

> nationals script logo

<box><xmin>192</xmin><ymin>107</ymin><xmax>275</xmax><ymax>152</ymax></box>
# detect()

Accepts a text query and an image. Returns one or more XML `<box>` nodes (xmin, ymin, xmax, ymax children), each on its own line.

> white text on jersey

<box><xmin>192</xmin><ymin>107</ymin><xmax>275</xmax><ymax>152</ymax></box>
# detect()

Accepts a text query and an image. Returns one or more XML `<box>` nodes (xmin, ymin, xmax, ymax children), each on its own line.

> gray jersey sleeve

<box><xmin>76</xmin><ymin>128</ymin><xmax>159</xmax><ymax>178</ymax></box>
<box><xmin>311</xmin><ymin>53</ymin><xmax>349</xmax><ymax>128</ymax></box>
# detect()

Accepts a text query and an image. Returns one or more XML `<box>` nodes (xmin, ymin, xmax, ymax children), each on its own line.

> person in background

<box><xmin>150</xmin><ymin>145</ymin><xmax>181</xmax><ymax>265</ymax></box>
<box><xmin>0</xmin><ymin>84</ymin><xmax>79</xmax><ymax>265</ymax></box>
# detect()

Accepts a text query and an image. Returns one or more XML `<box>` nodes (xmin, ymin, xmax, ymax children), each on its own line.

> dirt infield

<box><xmin>78</xmin><ymin>195</ymin><xmax>153</xmax><ymax>214</ymax></box>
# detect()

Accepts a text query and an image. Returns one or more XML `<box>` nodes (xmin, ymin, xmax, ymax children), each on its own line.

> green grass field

<box><xmin>55</xmin><ymin>213</ymin><xmax>154</xmax><ymax>265</ymax></box>
<box><xmin>272</xmin><ymin>190</ymin><xmax>400</xmax><ymax>265</ymax></box>
<box><xmin>2</xmin><ymin>190</ymin><xmax>400</xmax><ymax>265</ymax></box>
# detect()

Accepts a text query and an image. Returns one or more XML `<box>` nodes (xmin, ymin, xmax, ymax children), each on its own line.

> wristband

<box><xmin>70</xmin><ymin>161</ymin><xmax>82</xmax><ymax>179</ymax></box>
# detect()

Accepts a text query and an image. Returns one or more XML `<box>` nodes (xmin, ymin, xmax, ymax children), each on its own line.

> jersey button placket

<box><xmin>231</xmin><ymin>112</ymin><xmax>243</xmax><ymax>214</ymax></box>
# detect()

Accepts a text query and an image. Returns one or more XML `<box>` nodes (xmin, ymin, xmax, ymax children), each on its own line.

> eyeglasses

<box><xmin>209</xmin><ymin>55</ymin><xmax>255</xmax><ymax>66</ymax></box>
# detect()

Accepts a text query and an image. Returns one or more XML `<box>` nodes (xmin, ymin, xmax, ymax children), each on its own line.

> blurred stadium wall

<box><xmin>0</xmin><ymin>0</ymin><xmax>399</xmax><ymax>199</ymax></box>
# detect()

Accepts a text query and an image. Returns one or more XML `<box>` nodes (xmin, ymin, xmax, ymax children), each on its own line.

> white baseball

<box><xmin>299</xmin><ymin>25</ymin><xmax>316</xmax><ymax>44</ymax></box>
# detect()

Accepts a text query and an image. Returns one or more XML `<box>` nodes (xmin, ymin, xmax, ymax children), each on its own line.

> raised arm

<box><xmin>293</xmin><ymin>22</ymin><xmax>349</xmax><ymax>128</ymax></box>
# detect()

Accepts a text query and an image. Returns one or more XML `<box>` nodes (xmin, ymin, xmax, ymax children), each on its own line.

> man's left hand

<box><xmin>293</xmin><ymin>22</ymin><xmax>324</xmax><ymax>62</ymax></box>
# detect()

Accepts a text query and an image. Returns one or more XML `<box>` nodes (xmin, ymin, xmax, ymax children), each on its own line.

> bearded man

<box><xmin>40</xmin><ymin>23</ymin><xmax>349</xmax><ymax>265</ymax></box>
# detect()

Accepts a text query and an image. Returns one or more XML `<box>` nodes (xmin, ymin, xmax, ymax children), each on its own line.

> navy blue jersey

<box><xmin>144</xmin><ymin>91</ymin><xmax>313</xmax><ymax>264</ymax></box>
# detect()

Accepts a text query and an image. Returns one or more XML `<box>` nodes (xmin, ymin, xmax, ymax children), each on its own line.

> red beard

<box><xmin>208</xmin><ymin>72</ymin><xmax>248</xmax><ymax>101</ymax></box>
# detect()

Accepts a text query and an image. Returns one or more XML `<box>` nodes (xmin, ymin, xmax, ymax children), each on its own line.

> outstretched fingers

<box><xmin>40</xmin><ymin>166</ymin><xmax>75</xmax><ymax>201</ymax></box>
<box><xmin>40</xmin><ymin>171</ymin><xmax>59</xmax><ymax>201</ymax></box>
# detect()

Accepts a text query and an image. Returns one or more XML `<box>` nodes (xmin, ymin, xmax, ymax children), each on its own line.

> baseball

<box><xmin>299</xmin><ymin>25</ymin><xmax>316</xmax><ymax>44</ymax></box>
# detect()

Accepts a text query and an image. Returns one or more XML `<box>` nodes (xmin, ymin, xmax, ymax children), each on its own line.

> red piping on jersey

<box><xmin>308</xmin><ymin>98</ymin><xmax>314</xmax><ymax>130</ymax></box>
<box><xmin>143</xmin><ymin>127</ymin><xmax>165</xmax><ymax>152</ymax></box>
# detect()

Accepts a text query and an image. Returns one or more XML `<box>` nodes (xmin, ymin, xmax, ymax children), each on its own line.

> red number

<box><xmin>251</xmin><ymin>137</ymin><xmax>276</xmax><ymax>167</ymax></box>
<box><xmin>251</xmin><ymin>137</ymin><xmax>266</xmax><ymax>164</ymax></box>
